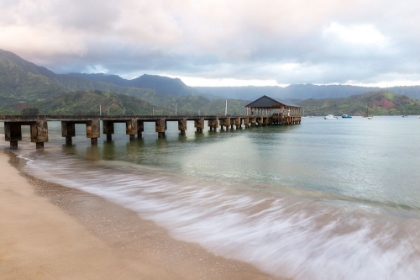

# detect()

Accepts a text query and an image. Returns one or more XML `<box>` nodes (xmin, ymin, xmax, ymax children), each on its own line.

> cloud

<box><xmin>323</xmin><ymin>22</ymin><xmax>389</xmax><ymax>47</ymax></box>
<box><xmin>1</xmin><ymin>0</ymin><xmax>420</xmax><ymax>86</ymax></box>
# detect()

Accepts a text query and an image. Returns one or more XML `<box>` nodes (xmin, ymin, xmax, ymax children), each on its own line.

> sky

<box><xmin>1</xmin><ymin>0</ymin><xmax>420</xmax><ymax>87</ymax></box>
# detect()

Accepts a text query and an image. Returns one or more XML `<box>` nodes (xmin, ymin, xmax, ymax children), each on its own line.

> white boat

<box><xmin>324</xmin><ymin>114</ymin><xmax>338</xmax><ymax>120</ymax></box>
<box><xmin>363</xmin><ymin>105</ymin><xmax>373</xmax><ymax>119</ymax></box>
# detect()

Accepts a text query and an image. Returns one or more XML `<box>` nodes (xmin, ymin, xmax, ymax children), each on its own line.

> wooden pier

<box><xmin>0</xmin><ymin>114</ymin><xmax>301</xmax><ymax>149</ymax></box>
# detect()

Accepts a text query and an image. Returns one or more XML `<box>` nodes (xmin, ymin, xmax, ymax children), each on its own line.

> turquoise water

<box><xmin>2</xmin><ymin>116</ymin><xmax>420</xmax><ymax>279</ymax></box>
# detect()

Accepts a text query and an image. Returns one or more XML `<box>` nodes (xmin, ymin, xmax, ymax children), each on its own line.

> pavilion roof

<box><xmin>245</xmin><ymin>95</ymin><xmax>300</xmax><ymax>108</ymax></box>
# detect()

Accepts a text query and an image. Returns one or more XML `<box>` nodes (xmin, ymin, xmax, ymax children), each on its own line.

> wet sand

<box><xmin>0</xmin><ymin>151</ymin><xmax>281</xmax><ymax>280</ymax></box>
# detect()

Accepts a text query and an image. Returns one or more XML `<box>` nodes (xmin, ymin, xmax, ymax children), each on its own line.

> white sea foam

<box><xmin>22</xmin><ymin>154</ymin><xmax>420</xmax><ymax>279</ymax></box>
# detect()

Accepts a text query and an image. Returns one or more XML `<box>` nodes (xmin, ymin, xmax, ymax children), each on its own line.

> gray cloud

<box><xmin>1</xmin><ymin>0</ymin><xmax>420</xmax><ymax>86</ymax></box>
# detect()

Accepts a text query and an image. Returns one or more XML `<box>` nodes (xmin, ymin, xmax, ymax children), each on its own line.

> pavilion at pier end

<box><xmin>245</xmin><ymin>95</ymin><xmax>301</xmax><ymax>125</ymax></box>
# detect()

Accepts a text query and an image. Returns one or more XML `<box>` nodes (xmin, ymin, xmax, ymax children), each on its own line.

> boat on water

<box><xmin>342</xmin><ymin>114</ymin><xmax>352</xmax><ymax>118</ymax></box>
<box><xmin>363</xmin><ymin>105</ymin><xmax>373</xmax><ymax>119</ymax></box>
<box><xmin>324</xmin><ymin>114</ymin><xmax>338</xmax><ymax>120</ymax></box>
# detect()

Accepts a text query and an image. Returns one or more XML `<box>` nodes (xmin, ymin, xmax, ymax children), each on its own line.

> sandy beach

<box><xmin>0</xmin><ymin>150</ymin><xmax>279</xmax><ymax>280</ymax></box>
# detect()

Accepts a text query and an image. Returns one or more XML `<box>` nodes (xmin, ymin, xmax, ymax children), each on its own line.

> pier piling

<box><xmin>10</xmin><ymin>140</ymin><xmax>18</xmax><ymax>149</ymax></box>
<box><xmin>155</xmin><ymin>118</ymin><xmax>166</xmax><ymax>138</ymax></box>
<box><xmin>178</xmin><ymin>118</ymin><xmax>187</xmax><ymax>135</ymax></box>
<box><xmin>137</xmin><ymin>121</ymin><xmax>144</xmax><ymax>138</ymax></box>
<box><xmin>62</xmin><ymin>122</ymin><xmax>75</xmax><ymax>145</ymax></box>
<box><xmin>219</xmin><ymin>118</ymin><xmax>231</xmax><ymax>130</ymax></box>
<box><xmin>5</xmin><ymin>122</ymin><xmax>22</xmax><ymax>148</ymax></box>
<box><xmin>126</xmin><ymin>118</ymin><xmax>138</xmax><ymax>141</ymax></box>
<box><xmin>30</xmin><ymin>120</ymin><xmax>48</xmax><ymax>149</ymax></box>
<box><xmin>208</xmin><ymin>118</ymin><xmax>219</xmax><ymax>132</ymax></box>
<box><xmin>86</xmin><ymin>118</ymin><xmax>100</xmax><ymax>145</ymax></box>
<box><xmin>194</xmin><ymin>118</ymin><xmax>204</xmax><ymax>133</ymax></box>
<box><xmin>103</xmin><ymin>120</ymin><xmax>114</xmax><ymax>142</ymax></box>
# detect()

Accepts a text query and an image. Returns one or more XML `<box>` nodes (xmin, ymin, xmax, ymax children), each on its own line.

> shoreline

<box><xmin>0</xmin><ymin>150</ymin><xmax>280</xmax><ymax>279</ymax></box>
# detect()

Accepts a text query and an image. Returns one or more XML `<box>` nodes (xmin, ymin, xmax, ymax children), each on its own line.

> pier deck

<box><xmin>0</xmin><ymin>114</ymin><xmax>301</xmax><ymax>149</ymax></box>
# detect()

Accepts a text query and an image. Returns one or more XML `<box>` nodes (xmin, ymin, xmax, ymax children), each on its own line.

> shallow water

<box><xmin>2</xmin><ymin>116</ymin><xmax>420</xmax><ymax>279</ymax></box>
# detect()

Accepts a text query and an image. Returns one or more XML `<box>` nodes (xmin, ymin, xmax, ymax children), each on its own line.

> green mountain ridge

<box><xmin>1</xmin><ymin>49</ymin><xmax>420</xmax><ymax>116</ymax></box>
<box><xmin>297</xmin><ymin>90</ymin><xmax>420</xmax><ymax>116</ymax></box>
<box><xmin>31</xmin><ymin>90</ymin><xmax>247</xmax><ymax>115</ymax></box>
<box><xmin>36</xmin><ymin>90</ymin><xmax>156</xmax><ymax>115</ymax></box>
<box><xmin>0</xmin><ymin>49</ymin><xmax>250</xmax><ymax>115</ymax></box>
<box><xmin>67</xmin><ymin>73</ymin><xmax>201</xmax><ymax>97</ymax></box>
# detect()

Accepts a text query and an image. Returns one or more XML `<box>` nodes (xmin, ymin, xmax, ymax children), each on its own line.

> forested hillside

<box><xmin>2</xmin><ymin>49</ymin><xmax>420</xmax><ymax>116</ymax></box>
<box><xmin>297</xmin><ymin>90</ymin><xmax>420</xmax><ymax>116</ymax></box>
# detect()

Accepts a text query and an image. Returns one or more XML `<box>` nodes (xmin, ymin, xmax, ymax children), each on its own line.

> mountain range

<box><xmin>1</xmin><ymin>48</ymin><xmax>420</xmax><ymax>115</ymax></box>
<box><xmin>196</xmin><ymin>84</ymin><xmax>420</xmax><ymax>101</ymax></box>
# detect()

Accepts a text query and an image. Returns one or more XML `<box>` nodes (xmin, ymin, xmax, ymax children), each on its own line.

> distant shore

<box><xmin>0</xmin><ymin>150</ymin><xmax>278</xmax><ymax>280</ymax></box>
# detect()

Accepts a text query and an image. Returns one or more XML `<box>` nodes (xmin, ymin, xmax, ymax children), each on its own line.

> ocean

<box><xmin>2</xmin><ymin>116</ymin><xmax>420</xmax><ymax>279</ymax></box>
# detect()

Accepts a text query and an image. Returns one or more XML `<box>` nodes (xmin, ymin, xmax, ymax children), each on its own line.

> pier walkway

<box><xmin>0</xmin><ymin>114</ymin><xmax>301</xmax><ymax>149</ymax></box>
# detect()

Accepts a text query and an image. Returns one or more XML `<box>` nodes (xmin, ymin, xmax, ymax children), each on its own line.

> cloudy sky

<box><xmin>1</xmin><ymin>0</ymin><xmax>420</xmax><ymax>87</ymax></box>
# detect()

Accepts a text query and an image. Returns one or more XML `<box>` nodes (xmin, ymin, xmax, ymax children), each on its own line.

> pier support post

<box><xmin>155</xmin><ymin>118</ymin><xmax>166</xmax><ymax>138</ymax></box>
<box><xmin>86</xmin><ymin>118</ymin><xmax>100</xmax><ymax>145</ymax></box>
<box><xmin>10</xmin><ymin>141</ymin><xmax>18</xmax><ymax>149</ymax></box>
<box><xmin>5</xmin><ymin>122</ymin><xmax>22</xmax><ymax>149</ymax></box>
<box><xmin>62</xmin><ymin>122</ymin><xmax>75</xmax><ymax>145</ymax></box>
<box><xmin>251</xmin><ymin>117</ymin><xmax>256</xmax><ymax>127</ymax></box>
<box><xmin>219</xmin><ymin>118</ymin><xmax>231</xmax><ymax>130</ymax></box>
<box><xmin>126</xmin><ymin>118</ymin><xmax>138</xmax><ymax>141</ymax></box>
<box><xmin>103</xmin><ymin>120</ymin><xmax>114</xmax><ymax>142</ymax></box>
<box><xmin>234</xmin><ymin>118</ymin><xmax>242</xmax><ymax>129</ymax></box>
<box><xmin>208</xmin><ymin>118</ymin><xmax>218</xmax><ymax>132</ymax></box>
<box><xmin>137</xmin><ymin>121</ymin><xmax>144</xmax><ymax>138</ymax></box>
<box><xmin>243</xmin><ymin>117</ymin><xmax>250</xmax><ymax>128</ymax></box>
<box><xmin>30</xmin><ymin>120</ymin><xmax>48</xmax><ymax>149</ymax></box>
<box><xmin>257</xmin><ymin>117</ymin><xmax>264</xmax><ymax>126</ymax></box>
<box><xmin>263</xmin><ymin>117</ymin><xmax>270</xmax><ymax>126</ymax></box>
<box><xmin>178</xmin><ymin>118</ymin><xmax>187</xmax><ymax>135</ymax></box>
<box><xmin>194</xmin><ymin>118</ymin><xmax>204</xmax><ymax>133</ymax></box>
<box><xmin>36</xmin><ymin>142</ymin><xmax>44</xmax><ymax>149</ymax></box>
